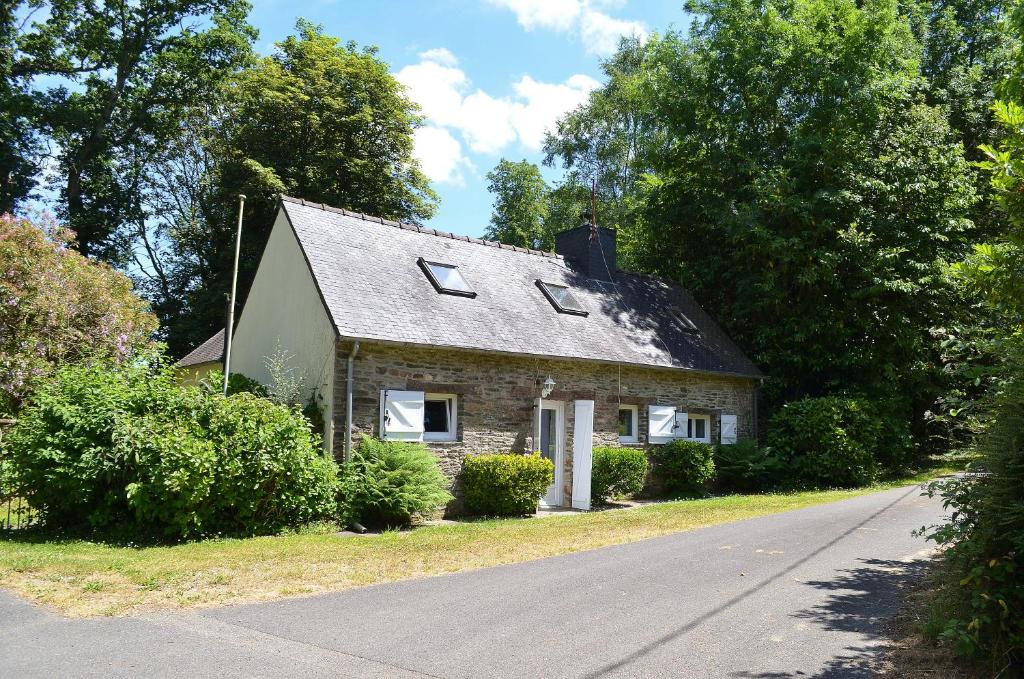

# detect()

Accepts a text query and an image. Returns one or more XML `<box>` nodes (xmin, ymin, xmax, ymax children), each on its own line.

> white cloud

<box><xmin>487</xmin><ymin>0</ymin><xmax>647</xmax><ymax>57</ymax></box>
<box><xmin>579</xmin><ymin>9</ymin><xmax>647</xmax><ymax>56</ymax></box>
<box><xmin>413</xmin><ymin>126</ymin><xmax>473</xmax><ymax>185</ymax></box>
<box><xmin>487</xmin><ymin>0</ymin><xmax>581</xmax><ymax>30</ymax></box>
<box><xmin>418</xmin><ymin>47</ymin><xmax>459</xmax><ymax>67</ymax></box>
<box><xmin>397</xmin><ymin>49</ymin><xmax>600</xmax><ymax>161</ymax></box>
<box><xmin>510</xmin><ymin>74</ymin><xmax>600</xmax><ymax>150</ymax></box>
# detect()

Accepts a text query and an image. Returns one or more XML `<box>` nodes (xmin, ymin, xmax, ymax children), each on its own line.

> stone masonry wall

<box><xmin>333</xmin><ymin>341</ymin><xmax>757</xmax><ymax>513</ymax></box>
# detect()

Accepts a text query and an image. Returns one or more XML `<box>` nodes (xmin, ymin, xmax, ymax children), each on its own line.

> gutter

<box><xmin>344</xmin><ymin>341</ymin><xmax>360</xmax><ymax>464</ymax></box>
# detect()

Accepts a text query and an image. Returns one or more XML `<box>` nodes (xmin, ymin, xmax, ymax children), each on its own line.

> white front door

<box><xmin>538</xmin><ymin>401</ymin><xmax>565</xmax><ymax>507</ymax></box>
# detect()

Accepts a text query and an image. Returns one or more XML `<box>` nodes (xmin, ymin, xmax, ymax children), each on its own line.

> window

<box><xmin>670</xmin><ymin>307</ymin><xmax>699</xmax><ymax>333</ymax></box>
<box><xmin>536</xmin><ymin>280</ymin><xmax>588</xmax><ymax>316</ymax></box>
<box><xmin>618</xmin><ymin>405</ymin><xmax>639</xmax><ymax>444</ymax></box>
<box><xmin>423</xmin><ymin>393</ymin><xmax>457</xmax><ymax>441</ymax></box>
<box><xmin>418</xmin><ymin>258</ymin><xmax>476</xmax><ymax>297</ymax></box>
<box><xmin>686</xmin><ymin>414</ymin><xmax>711</xmax><ymax>443</ymax></box>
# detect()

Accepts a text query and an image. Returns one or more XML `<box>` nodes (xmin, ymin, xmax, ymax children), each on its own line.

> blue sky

<box><xmin>249</xmin><ymin>0</ymin><xmax>690</xmax><ymax>237</ymax></box>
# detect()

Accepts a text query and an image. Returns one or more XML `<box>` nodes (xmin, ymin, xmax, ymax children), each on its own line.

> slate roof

<box><xmin>177</xmin><ymin>328</ymin><xmax>224</xmax><ymax>367</ymax></box>
<box><xmin>278</xmin><ymin>195</ymin><xmax>762</xmax><ymax>379</ymax></box>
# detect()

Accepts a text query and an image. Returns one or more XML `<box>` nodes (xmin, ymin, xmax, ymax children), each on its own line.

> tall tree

<box><xmin>547</xmin><ymin>0</ymin><xmax>979</xmax><ymax>439</ymax></box>
<box><xmin>11</xmin><ymin>0</ymin><xmax>256</xmax><ymax>260</ymax></box>
<box><xmin>143</xmin><ymin>20</ymin><xmax>438</xmax><ymax>355</ymax></box>
<box><xmin>543</xmin><ymin>36</ymin><xmax>662</xmax><ymax>262</ymax></box>
<box><xmin>0</xmin><ymin>4</ymin><xmax>37</xmax><ymax>212</ymax></box>
<box><xmin>485</xmin><ymin>159</ymin><xmax>552</xmax><ymax>250</ymax></box>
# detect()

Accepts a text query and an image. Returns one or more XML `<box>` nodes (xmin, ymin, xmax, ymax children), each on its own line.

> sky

<box><xmin>248</xmin><ymin>0</ymin><xmax>690</xmax><ymax>237</ymax></box>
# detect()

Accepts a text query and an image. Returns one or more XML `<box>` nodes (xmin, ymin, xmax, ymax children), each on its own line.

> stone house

<box><xmin>181</xmin><ymin>195</ymin><xmax>763</xmax><ymax>511</ymax></box>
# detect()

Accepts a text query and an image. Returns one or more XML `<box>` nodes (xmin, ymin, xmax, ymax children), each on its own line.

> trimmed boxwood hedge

<box><xmin>650</xmin><ymin>439</ymin><xmax>716</xmax><ymax>496</ymax></box>
<box><xmin>590</xmin><ymin>447</ymin><xmax>648</xmax><ymax>505</ymax></box>
<box><xmin>461</xmin><ymin>453</ymin><xmax>554</xmax><ymax>517</ymax></box>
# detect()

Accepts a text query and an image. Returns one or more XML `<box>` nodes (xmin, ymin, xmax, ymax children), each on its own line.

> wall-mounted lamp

<box><xmin>541</xmin><ymin>375</ymin><xmax>556</xmax><ymax>398</ymax></box>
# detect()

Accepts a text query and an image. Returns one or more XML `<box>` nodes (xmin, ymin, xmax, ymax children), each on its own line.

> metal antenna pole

<box><xmin>223</xmin><ymin>194</ymin><xmax>246</xmax><ymax>396</ymax></box>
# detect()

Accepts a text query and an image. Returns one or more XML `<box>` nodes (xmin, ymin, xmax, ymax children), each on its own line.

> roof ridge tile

<box><xmin>278</xmin><ymin>194</ymin><xmax>563</xmax><ymax>259</ymax></box>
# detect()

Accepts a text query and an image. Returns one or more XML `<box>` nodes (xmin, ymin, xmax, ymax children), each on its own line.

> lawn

<box><xmin>0</xmin><ymin>469</ymin><xmax>953</xmax><ymax>618</ymax></box>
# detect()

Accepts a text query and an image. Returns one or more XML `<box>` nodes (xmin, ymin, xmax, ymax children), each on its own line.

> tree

<box><xmin>485</xmin><ymin>159</ymin><xmax>552</xmax><ymax>249</ymax></box>
<box><xmin>0</xmin><ymin>4</ymin><xmax>37</xmax><ymax>213</ymax></box>
<box><xmin>144</xmin><ymin>21</ymin><xmax>438</xmax><ymax>355</ymax></box>
<box><xmin>11</xmin><ymin>0</ymin><xmax>256</xmax><ymax>260</ymax></box>
<box><xmin>0</xmin><ymin>213</ymin><xmax>158</xmax><ymax>416</ymax></box>
<box><xmin>543</xmin><ymin>36</ymin><xmax>662</xmax><ymax>263</ymax></box>
<box><xmin>546</xmin><ymin>0</ymin><xmax>979</xmax><ymax>440</ymax></box>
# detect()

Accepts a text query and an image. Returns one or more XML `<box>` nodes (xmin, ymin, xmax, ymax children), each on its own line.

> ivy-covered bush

<box><xmin>713</xmin><ymin>440</ymin><xmax>786</xmax><ymax>493</ymax></box>
<box><xmin>590</xmin><ymin>447</ymin><xmax>648</xmax><ymax>505</ymax></box>
<box><xmin>650</xmin><ymin>440</ymin><xmax>715</xmax><ymax>497</ymax></box>
<box><xmin>6</xmin><ymin>354</ymin><xmax>338</xmax><ymax>540</ymax></box>
<box><xmin>461</xmin><ymin>453</ymin><xmax>554</xmax><ymax>516</ymax></box>
<box><xmin>339</xmin><ymin>437</ymin><xmax>453</xmax><ymax>527</ymax></box>
<box><xmin>0</xmin><ymin>214</ymin><xmax>157</xmax><ymax>416</ymax></box>
<box><xmin>768</xmin><ymin>396</ymin><xmax>890</xmax><ymax>487</ymax></box>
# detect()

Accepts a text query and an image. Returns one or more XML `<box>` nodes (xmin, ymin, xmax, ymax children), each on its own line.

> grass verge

<box><xmin>0</xmin><ymin>469</ymin><xmax>954</xmax><ymax>618</ymax></box>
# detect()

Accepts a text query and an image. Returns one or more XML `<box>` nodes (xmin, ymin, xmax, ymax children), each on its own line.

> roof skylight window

<box><xmin>670</xmin><ymin>307</ymin><xmax>699</xmax><ymax>333</ymax></box>
<box><xmin>536</xmin><ymin>280</ymin><xmax>588</xmax><ymax>316</ymax></box>
<box><xmin>418</xmin><ymin>258</ymin><xmax>476</xmax><ymax>297</ymax></box>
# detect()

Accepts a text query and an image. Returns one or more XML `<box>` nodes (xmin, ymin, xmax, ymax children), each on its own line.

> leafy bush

<box><xmin>713</xmin><ymin>440</ymin><xmax>786</xmax><ymax>493</ymax></box>
<box><xmin>200</xmin><ymin>370</ymin><xmax>268</xmax><ymax>397</ymax></box>
<box><xmin>768</xmin><ymin>396</ymin><xmax>885</xmax><ymax>487</ymax></box>
<box><xmin>340</xmin><ymin>437</ymin><xmax>453</xmax><ymax>527</ymax></box>
<box><xmin>925</xmin><ymin>350</ymin><xmax>1024</xmax><ymax>667</ymax></box>
<box><xmin>0</xmin><ymin>214</ymin><xmax>157</xmax><ymax>416</ymax></box>
<box><xmin>461</xmin><ymin>453</ymin><xmax>554</xmax><ymax>516</ymax></box>
<box><xmin>591</xmin><ymin>447</ymin><xmax>648</xmax><ymax>505</ymax></box>
<box><xmin>650</xmin><ymin>440</ymin><xmax>715</xmax><ymax>497</ymax></box>
<box><xmin>6</xmin><ymin>354</ymin><xmax>339</xmax><ymax>540</ymax></box>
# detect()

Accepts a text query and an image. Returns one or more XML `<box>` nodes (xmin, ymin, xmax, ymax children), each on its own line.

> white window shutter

<box><xmin>380</xmin><ymin>390</ymin><xmax>425</xmax><ymax>441</ymax></box>
<box><xmin>674</xmin><ymin>411</ymin><xmax>689</xmax><ymax>439</ymax></box>
<box><xmin>721</xmin><ymin>414</ymin><xmax>738</xmax><ymax>445</ymax></box>
<box><xmin>648</xmin><ymin>405</ymin><xmax>677</xmax><ymax>444</ymax></box>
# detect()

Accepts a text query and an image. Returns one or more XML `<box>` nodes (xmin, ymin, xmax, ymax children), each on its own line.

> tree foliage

<box><xmin>0</xmin><ymin>213</ymin><xmax>157</xmax><ymax>416</ymax></box>
<box><xmin>9</xmin><ymin>0</ymin><xmax>257</xmax><ymax>260</ymax></box>
<box><xmin>546</xmin><ymin>0</ymin><xmax>982</xmax><ymax>439</ymax></box>
<box><xmin>485</xmin><ymin>159</ymin><xmax>552</xmax><ymax>249</ymax></box>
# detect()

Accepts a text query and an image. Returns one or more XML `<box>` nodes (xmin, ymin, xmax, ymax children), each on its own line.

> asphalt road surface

<box><xmin>0</xmin><ymin>483</ymin><xmax>944</xmax><ymax>678</ymax></box>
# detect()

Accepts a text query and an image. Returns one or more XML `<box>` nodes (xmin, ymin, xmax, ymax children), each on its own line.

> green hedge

<box><xmin>461</xmin><ymin>453</ymin><xmax>554</xmax><ymax>516</ymax></box>
<box><xmin>6</xmin><ymin>356</ymin><xmax>339</xmax><ymax>540</ymax></box>
<box><xmin>591</xmin><ymin>447</ymin><xmax>648</xmax><ymax>504</ymax></box>
<box><xmin>340</xmin><ymin>437</ymin><xmax>453</xmax><ymax>527</ymax></box>
<box><xmin>713</xmin><ymin>440</ymin><xmax>785</xmax><ymax>493</ymax></box>
<box><xmin>767</xmin><ymin>396</ymin><xmax>914</xmax><ymax>487</ymax></box>
<box><xmin>651</xmin><ymin>440</ymin><xmax>715</xmax><ymax>496</ymax></box>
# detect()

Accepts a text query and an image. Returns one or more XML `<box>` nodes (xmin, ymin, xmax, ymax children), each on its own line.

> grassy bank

<box><xmin>0</xmin><ymin>468</ymin><xmax>953</xmax><ymax>618</ymax></box>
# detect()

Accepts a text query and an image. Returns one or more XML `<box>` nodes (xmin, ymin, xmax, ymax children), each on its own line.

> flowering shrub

<box><xmin>0</xmin><ymin>213</ymin><xmax>157</xmax><ymax>415</ymax></box>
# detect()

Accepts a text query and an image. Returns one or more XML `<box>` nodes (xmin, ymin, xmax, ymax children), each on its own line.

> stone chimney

<box><xmin>554</xmin><ymin>217</ymin><xmax>617</xmax><ymax>281</ymax></box>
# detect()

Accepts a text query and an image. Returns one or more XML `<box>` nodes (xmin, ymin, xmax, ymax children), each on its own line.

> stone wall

<box><xmin>332</xmin><ymin>340</ymin><xmax>757</xmax><ymax>513</ymax></box>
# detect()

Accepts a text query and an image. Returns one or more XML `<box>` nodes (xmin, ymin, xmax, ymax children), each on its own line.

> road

<box><xmin>0</xmin><ymin>484</ymin><xmax>943</xmax><ymax>678</ymax></box>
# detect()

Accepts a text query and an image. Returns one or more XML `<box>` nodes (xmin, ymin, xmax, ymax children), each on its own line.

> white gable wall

<box><xmin>231</xmin><ymin>209</ymin><xmax>337</xmax><ymax>453</ymax></box>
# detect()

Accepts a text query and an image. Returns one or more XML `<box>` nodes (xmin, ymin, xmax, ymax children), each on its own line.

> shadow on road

<box><xmin>579</xmin><ymin>485</ymin><xmax>924</xmax><ymax>678</ymax></box>
<box><xmin>729</xmin><ymin>557</ymin><xmax>931</xmax><ymax>679</ymax></box>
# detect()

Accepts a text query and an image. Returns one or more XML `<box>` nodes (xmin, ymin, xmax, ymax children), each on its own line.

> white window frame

<box><xmin>423</xmin><ymin>393</ymin><xmax>458</xmax><ymax>442</ymax></box>
<box><xmin>686</xmin><ymin>413</ymin><xmax>711</xmax><ymax>443</ymax></box>
<box><xmin>618</xmin><ymin>404</ymin><xmax>639</xmax><ymax>444</ymax></box>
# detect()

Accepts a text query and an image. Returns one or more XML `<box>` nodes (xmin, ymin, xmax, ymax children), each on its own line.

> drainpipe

<box><xmin>344</xmin><ymin>341</ymin><xmax>360</xmax><ymax>464</ymax></box>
